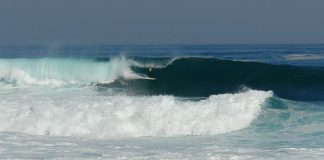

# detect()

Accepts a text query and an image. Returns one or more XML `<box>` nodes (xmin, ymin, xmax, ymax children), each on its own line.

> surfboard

<box><xmin>138</xmin><ymin>73</ymin><xmax>156</xmax><ymax>80</ymax></box>
<box><xmin>144</xmin><ymin>77</ymin><xmax>156</xmax><ymax>80</ymax></box>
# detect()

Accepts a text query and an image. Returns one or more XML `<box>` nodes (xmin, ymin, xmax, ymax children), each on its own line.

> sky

<box><xmin>0</xmin><ymin>0</ymin><xmax>324</xmax><ymax>44</ymax></box>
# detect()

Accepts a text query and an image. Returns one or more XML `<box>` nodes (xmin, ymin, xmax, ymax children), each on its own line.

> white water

<box><xmin>0</xmin><ymin>88</ymin><xmax>272</xmax><ymax>138</ymax></box>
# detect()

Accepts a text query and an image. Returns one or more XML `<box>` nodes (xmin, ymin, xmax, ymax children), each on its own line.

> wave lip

<box><xmin>0</xmin><ymin>89</ymin><xmax>272</xmax><ymax>138</ymax></box>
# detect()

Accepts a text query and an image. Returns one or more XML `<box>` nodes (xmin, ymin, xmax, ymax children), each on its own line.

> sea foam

<box><xmin>0</xmin><ymin>89</ymin><xmax>272</xmax><ymax>138</ymax></box>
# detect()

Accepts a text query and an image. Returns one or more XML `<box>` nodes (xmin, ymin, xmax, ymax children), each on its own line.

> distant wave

<box><xmin>284</xmin><ymin>54</ymin><xmax>324</xmax><ymax>61</ymax></box>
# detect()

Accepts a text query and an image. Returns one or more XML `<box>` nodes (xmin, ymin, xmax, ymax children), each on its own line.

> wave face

<box><xmin>0</xmin><ymin>89</ymin><xmax>272</xmax><ymax>138</ymax></box>
<box><xmin>128</xmin><ymin>57</ymin><xmax>324</xmax><ymax>101</ymax></box>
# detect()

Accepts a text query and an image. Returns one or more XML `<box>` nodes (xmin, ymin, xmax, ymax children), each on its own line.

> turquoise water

<box><xmin>0</xmin><ymin>45</ymin><xmax>324</xmax><ymax>159</ymax></box>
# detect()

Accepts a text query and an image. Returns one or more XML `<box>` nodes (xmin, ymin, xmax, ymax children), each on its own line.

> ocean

<box><xmin>0</xmin><ymin>44</ymin><xmax>324</xmax><ymax>159</ymax></box>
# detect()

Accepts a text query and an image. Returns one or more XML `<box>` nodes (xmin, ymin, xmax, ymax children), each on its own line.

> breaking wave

<box><xmin>0</xmin><ymin>89</ymin><xmax>272</xmax><ymax>138</ymax></box>
<box><xmin>0</xmin><ymin>57</ymin><xmax>144</xmax><ymax>86</ymax></box>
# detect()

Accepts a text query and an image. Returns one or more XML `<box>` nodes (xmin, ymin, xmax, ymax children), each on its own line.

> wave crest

<box><xmin>0</xmin><ymin>57</ymin><xmax>144</xmax><ymax>86</ymax></box>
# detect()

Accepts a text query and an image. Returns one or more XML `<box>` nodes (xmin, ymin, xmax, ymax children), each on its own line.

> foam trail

<box><xmin>0</xmin><ymin>57</ymin><xmax>143</xmax><ymax>86</ymax></box>
<box><xmin>0</xmin><ymin>89</ymin><xmax>272</xmax><ymax>138</ymax></box>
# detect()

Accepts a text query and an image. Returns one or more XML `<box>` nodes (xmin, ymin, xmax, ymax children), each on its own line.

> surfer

<box><xmin>148</xmin><ymin>65</ymin><xmax>154</xmax><ymax>77</ymax></box>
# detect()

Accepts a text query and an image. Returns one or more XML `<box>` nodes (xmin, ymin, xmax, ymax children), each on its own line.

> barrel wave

<box><xmin>1</xmin><ymin>57</ymin><xmax>323</xmax><ymax>101</ymax></box>
<box><xmin>130</xmin><ymin>57</ymin><xmax>324</xmax><ymax>101</ymax></box>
